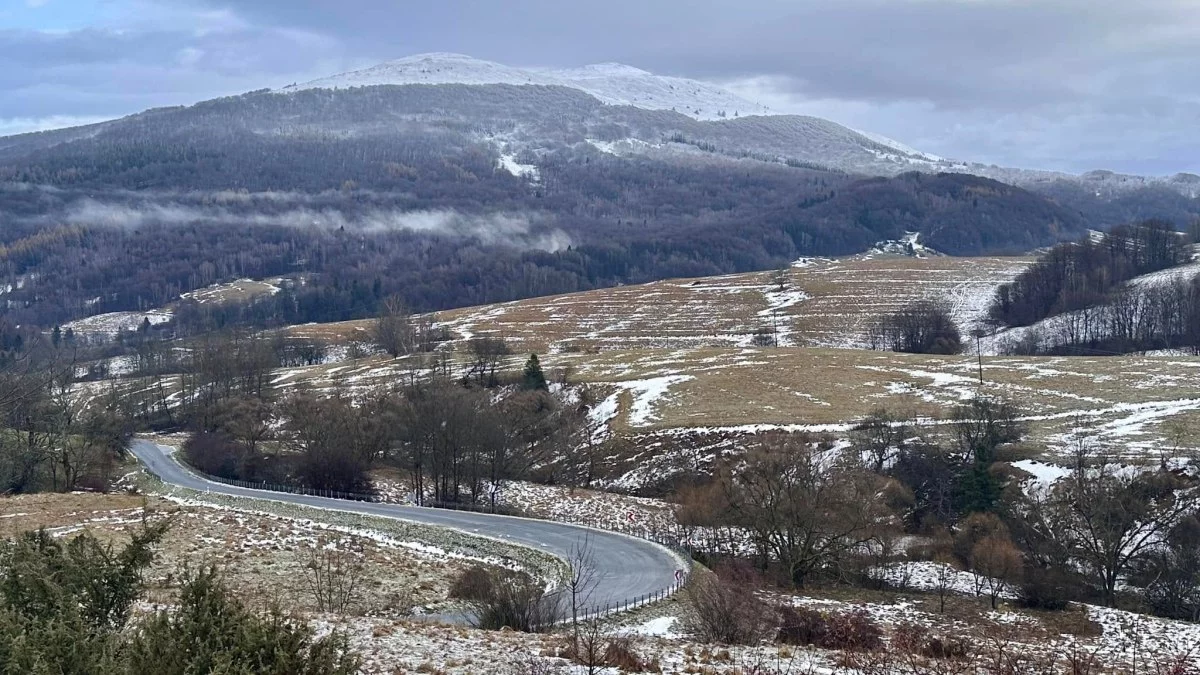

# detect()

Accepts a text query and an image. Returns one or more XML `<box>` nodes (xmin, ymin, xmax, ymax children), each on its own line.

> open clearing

<box><xmin>289</xmin><ymin>254</ymin><xmax>1032</xmax><ymax>353</ymax></box>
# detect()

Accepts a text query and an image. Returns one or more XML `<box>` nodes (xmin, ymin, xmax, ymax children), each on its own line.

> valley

<box><xmin>3</xmin><ymin>38</ymin><xmax>1200</xmax><ymax>675</ymax></box>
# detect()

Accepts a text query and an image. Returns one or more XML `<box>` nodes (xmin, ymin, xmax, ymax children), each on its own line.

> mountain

<box><xmin>274</xmin><ymin>54</ymin><xmax>1200</xmax><ymax>204</ymax></box>
<box><xmin>0</xmin><ymin>53</ymin><xmax>1187</xmax><ymax>331</ymax></box>
<box><xmin>280</xmin><ymin>52</ymin><xmax>772</xmax><ymax>120</ymax></box>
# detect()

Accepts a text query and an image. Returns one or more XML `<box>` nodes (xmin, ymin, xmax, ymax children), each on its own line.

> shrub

<box><xmin>563</xmin><ymin>630</ymin><xmax>652</xmax><ymax>672</ymax></box>
<box><xmin>464</xmin><ymin>569</ymin><xmax>558</xmax><ymax>632</ymax></box>
<box><xmin>777</xmin><ymin>605</ymin><xmax>827</xmax><ymax>646</ymax></box>
<box><xmin>127</xmin><ymin>567</ymin><xmax>360</xmax><ymax>674</ymax></box>
<box><xmin>449</xmin><ymin>565</ymin><xmax>496</xmax><ymax>602</ymax></box>
<box><xmin>893</xmin><ymin>623</ymin><xmax>971</xmax><ymax>660</ymax></box>
<box><xmin>777</xmin><ymin>606</ymin><xmax>882</xmax><ymax>652</ymax></box>
<box><xmin>684</xmin><ymin>573</ymin><xmax>772</xmax><ymax>645</ymax></box>
<box><xmin>1017</xmin><ymin>566</ymin><xmax>1074</xmax><ymax>611</ymax></box>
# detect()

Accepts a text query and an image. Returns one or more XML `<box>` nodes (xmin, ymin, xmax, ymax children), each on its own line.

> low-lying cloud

<box><xmin>51</xmin><ymin>199</ymin><xmax>572</xmax><ymax>252</ymax></box>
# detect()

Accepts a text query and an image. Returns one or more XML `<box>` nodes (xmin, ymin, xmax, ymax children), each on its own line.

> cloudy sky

<box><xmin>4</xmin><ymin>0</ymin><xmax>1198</xmax><ymax>175</ymax></box>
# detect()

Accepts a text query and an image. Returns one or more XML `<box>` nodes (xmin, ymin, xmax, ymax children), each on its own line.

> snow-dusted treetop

<box><xmin>279</xmin><ymin>52</ymin><xmax>772</xmax><ymax>121</ymax></box>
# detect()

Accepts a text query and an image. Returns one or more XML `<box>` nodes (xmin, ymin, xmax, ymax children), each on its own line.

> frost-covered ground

<box><xmin>306</xmin><ymin>572</ymin><xmax>1200</xmax><ymax>674</ymax></box>
<box><xmin>280</xmin><ymin>52</ymin><xmax>773</xmax><ymax>121</ymax></box>
<box><xmin>179</xmin><ymin>277</ymin><xmax>283</xmax><ymax>305</ymax></box>
<box><xmin>371</xmin><ymin>475</ymin><xmax>680</xmax><ymax>538</ymax></box>
<box><xmin>63</xmin><ymin>308</ymin><xmax>173</xmax><ymax>338</ymax></box>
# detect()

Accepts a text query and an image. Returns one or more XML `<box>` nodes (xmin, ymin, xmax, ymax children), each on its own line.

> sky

<box><xmin>3</xmin><ymin>0</ymin><xmax>1198</xmax><ymax>175</ymax></box>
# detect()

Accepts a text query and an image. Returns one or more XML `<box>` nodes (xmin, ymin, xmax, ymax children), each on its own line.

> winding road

<box><xmin>129</xmin><ymin>440</ymin><xmax>682</xmax><ymax>620</ymax></box>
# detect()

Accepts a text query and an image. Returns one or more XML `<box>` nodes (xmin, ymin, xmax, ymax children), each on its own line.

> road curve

<box><xmin>129</xmin><ymin>440</ymin><xmax>681</xmax><ymax>619</ymax></box>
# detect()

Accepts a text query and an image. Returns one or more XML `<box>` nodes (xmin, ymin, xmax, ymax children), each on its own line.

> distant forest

<box><xmin>0</xmin><ymin>165</ymin><xmax>1087</xmax><ymax>334</ymax></box>
<box><xmin>0</xmin><ymin>83</ymin><xmax>1192</xmax><ymax>335</ymax></box>
<box><xmin>988</xmin><ymin>221</ymin><xmax>1200</xmax><ymax>355</ymax></box>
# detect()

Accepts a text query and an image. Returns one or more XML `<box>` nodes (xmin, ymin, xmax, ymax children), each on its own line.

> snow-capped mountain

<box><xmin>281</xmin><ymin>52</ymin><xmax>771</xmax><ymax>121</ymax></box>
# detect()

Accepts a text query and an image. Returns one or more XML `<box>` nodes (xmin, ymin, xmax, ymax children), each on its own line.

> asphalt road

<box><xmin>129</xmin><ymin>439</ymin><xmax>682</xmax><ymax>619</ymax></box>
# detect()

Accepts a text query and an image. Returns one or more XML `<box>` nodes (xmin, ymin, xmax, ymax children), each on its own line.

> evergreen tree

<box><xmin>958</xmin><ymin>463</ymin><xmax>1001</xmax><ymax>514</ymax></box>
<box><xmin>522</xmin><ymin>354</ymin><xmax>547</xmax><ymax>391</ymax></box>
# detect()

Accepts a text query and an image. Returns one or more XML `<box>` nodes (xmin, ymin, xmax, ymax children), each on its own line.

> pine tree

<box><xmin>522</xmin><ymin>354</ymin><xmax>547</xmax><ymax>391</ymax></box>
<box><xmin>958</xmin><ymin>463</ymin><xmax>1001</xmax><ymax>514</ymax></box>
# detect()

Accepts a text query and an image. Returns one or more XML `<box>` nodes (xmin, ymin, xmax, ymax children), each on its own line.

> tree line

<box><xmin>988</xmin><ymin>220</ymin><xmax>1193</xmax><ymax>328</ymax></box>
<box><xmin>0</xmin><ymin>341</ymin><xmax>135</xmax><ymax>495</ymax></box>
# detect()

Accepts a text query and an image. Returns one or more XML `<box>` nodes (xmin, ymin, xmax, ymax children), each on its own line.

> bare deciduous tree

<box><xmin>374</xmin><ymin>295</ymin><xmax>417</xmax><ymax>358</ymax></box>
<box><xmin>970</xmin><ymin>534</ymin><xmax>1023</xmax><ymax>610</ymax></box>
<box><xmin>302</xmin><ymin>536</ymin><xmax>366</xmax><ymax>614</ymax></box>
<box><xmin>715</xmin><ymin>433</ymin><xmax>889</xmax><ymax>587</ymax></box>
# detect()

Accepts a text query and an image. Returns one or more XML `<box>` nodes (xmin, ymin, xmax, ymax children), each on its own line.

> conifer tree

<box><xmin>522</xmin><ymin>354</ymin><xmax>547</xmax><ymax>391</ymax></box>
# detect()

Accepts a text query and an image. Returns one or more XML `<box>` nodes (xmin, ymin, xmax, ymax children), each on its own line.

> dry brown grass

<box><xmin>286</xmin><ymin>255</ymin><xmax>1032</xmax><ymax>352</ymax></box>
<box><xmin>0</xmin><ymin>492</ymin><xmax>468</xmax><ymax>617</ymax></box>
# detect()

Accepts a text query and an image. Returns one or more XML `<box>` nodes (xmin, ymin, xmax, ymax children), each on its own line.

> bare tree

<box><xmin>932</xmin><ymin>554</ymin><xmax>960</xmax><ymax>614</ymax></box>
<box><xmin>850</xmin><ymin>407</ymin><xmax>912</xmax><ymax>473</ymax></box>
<box><xmin>970</xmin><ymin>534</ymin><xmax>1023</xmax><ymax>609</ymax></box>
<box><xmin>374</xmin><ymin>295</ymin><xmax>417</xmax><ymax>358</ymax></box>
<box><xmin>302</xmin><ymin>536</ymin><xmax>366</xmax><ymax>613</ymax></box>
<box><xmin>1047</xmin><ymin>451</ymin><xmax>1200</xmax><ymax>606</ymax></box>
<box><xmin>716</xmin><ymin>433</ymin><xmax>889</xmax><ymax>587</ymax></box>
<box><xmin>465</xmin><ymin>337</ymin><xmax>511</xmax><ymax>387</ymax></box>
<box><xmin>870</xmin><ymin>300</ymin><xmax>962</xmax><ymax>355</ymax></box>
<box><xmin>562</xmin><ymin>536</ymin><xmax>600</xmax><ymax>649</ymax></box>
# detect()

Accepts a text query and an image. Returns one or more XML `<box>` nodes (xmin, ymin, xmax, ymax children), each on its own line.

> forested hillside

<box><xmin>0</xmin><ymin>83</ymin><xmax>1091</xmax><ymax>333</ymax></box>
<box><xmin>3</xmin><ymin>82</ymin><xmax>1196</xmax><ymax>335</ymax></box>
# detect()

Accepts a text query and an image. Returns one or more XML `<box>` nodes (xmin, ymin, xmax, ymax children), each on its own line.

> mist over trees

<box><xmin>0</xmin><ymin>83</ymin><xmax>1107</xmax><ymax>334</ymax></box>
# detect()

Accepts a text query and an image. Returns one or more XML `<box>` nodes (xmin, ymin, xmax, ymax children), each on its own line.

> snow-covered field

<box><xmin>63</xmin><ymin>308</ymin><xmax>173</xmax><ymax>338</ymax></box>
<box><xmin>313</xmin><ymin>568</ymin><xmax>1200</xmax><ymax>674</ymax></box>
<box><xmin>179</xmin><ymin>277</ymin><xmax>283</xmax><ymax>305</ymax></box>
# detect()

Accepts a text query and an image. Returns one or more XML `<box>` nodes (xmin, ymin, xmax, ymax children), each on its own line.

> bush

<box><xmin>128</xmin><ymin>567</ymin><xmax>360</xmax><ymax>674</ymax></box>
<box><xmin>563</xmin><ymin>630</ymin><xmax>654</xmax><ymax>672</ymax></box>
<box><xmin>892</xmin><ymin>623</ymin><xmax>970</xmax><ymax>660</ymax></box>
<box><xmin>1017</xmin><ymin>566</ymin><xmax>1074</xmax><ymax>611</ymax></box>
<box><xmin>182</xmin><ymin>431</ymin><xmax>243</xmax><ymax>480</ymax></box>
<box><xmin>777</xmin><ymin>606</ymin><xmax>882</xmax><ymax>652</ymax></box>
<box><xmin>449</xmin><ymin>565</ymin><xmax>496</xmax><ymax>602</ymax></box>
<box><xmin>684</xmin><ymin>573</ymin><xmax>772</xmax><ymax>645</ymax></box>
<box><xmin>1</xmin><ymin>526</ymin><xmax>359</xmax><ymax>674</ymax></box>
<box><xmin>464</xmin><ymin>569</ymin><xmax>558</xmax><ymax>632</ymax></box>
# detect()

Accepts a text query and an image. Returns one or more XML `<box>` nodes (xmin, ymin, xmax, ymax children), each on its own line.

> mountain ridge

<box><xmin>280</xmin><ymin>52</ymin><xmax>774</xmax><ymax>121</ymax></box>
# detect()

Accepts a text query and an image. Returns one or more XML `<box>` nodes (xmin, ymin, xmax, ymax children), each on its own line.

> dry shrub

<box><xmin>563</xmin><ymin>628</ymin><xmax>655</xmax><ymax>672</ymax></box>
<box><xmin>893</xmin><ymin>623</ymin><xmax>970</xmax><ymax>660</ymax></box>
<box><xmin>777</xmin><ymin>606</ymin><xmax>882</xmax><ymax>652</ymax></box>
<box><xmin>684</xmin><ymin>572</ymin><xmax>772</xmax><ymax>645</ymax></box>
<box><xmin>1017</xmin><ymin>566</ymin><xmax>1074</xmax><ymax>611</ymax></box>
<box><xmin>1155</xmin><ymin>656</ymin><xmax>1200</xmax><ymax>675</ymax></box>
<box><xmin>303</xmin><ymin>536</ymin><xmax>365</xmax><ymax>613</ymax></box>
<box><xmin>459</xmin><ymin>568</ymin><xmax>558</xmax><ymax>632</ymax></box>
<box><xmin>449</xmin><ymin>565</ymin><xmax>494</xmax><ymax>601</ymax></box>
